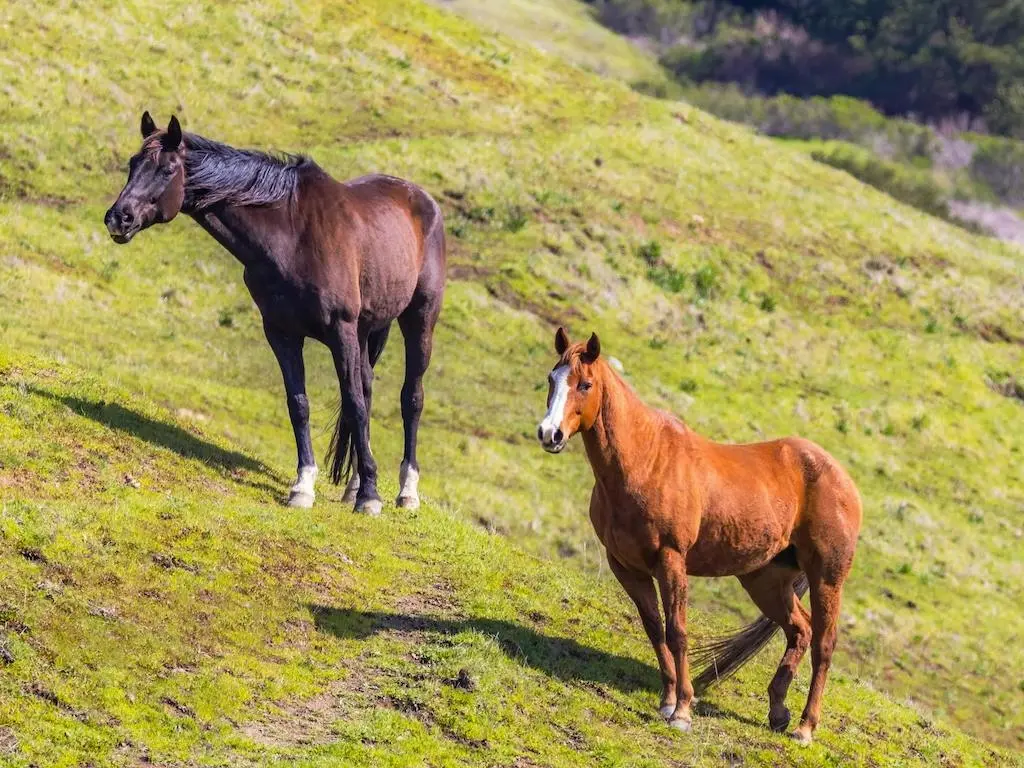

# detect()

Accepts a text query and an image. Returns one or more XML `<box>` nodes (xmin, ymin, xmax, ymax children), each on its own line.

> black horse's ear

<box><xmin>582</xmin><ymin>332</ymin><xmax>601</xmax><ymax>363</ymax></box>
<box><xmin>162</xmin><ymin>115</ymin><xmax>183</xmax><ymax>150</ymax></box>
<box><xmin>140</xmin><ymin>111</ymin><xmax>158</xmax><ymax>138</ymax></box>
<box><xmin>555</xmin><ymin>327</ymin><xmax>570</xmax><ymax>355</ymax></box>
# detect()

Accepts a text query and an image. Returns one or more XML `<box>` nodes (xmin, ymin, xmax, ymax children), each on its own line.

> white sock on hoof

<box><xmin>287</xmin><ymin>466</ymin><xmax>318</xmax><ymax>507</ymax></box>
<box><xmin>396</xmin><ymin>461</ymin><xmax>420</xmax><ymax>507</ymax></box>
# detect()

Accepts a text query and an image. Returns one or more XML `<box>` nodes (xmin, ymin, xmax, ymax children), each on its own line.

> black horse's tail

<box><xmin>691</xmin><ymin>573</ymin><xmax>809</xmax><ymax>693</ymax></box>
<box><xmin>326</xmin><ymin>326</ymin><xmax>391</xmax><ymax>485</ymax></box>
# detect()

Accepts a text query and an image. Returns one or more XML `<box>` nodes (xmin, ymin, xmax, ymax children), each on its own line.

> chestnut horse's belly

<box><xmin>685</xmin><ymin>502</ymin><xmax>795</xmax><ymax>577</ymax></box>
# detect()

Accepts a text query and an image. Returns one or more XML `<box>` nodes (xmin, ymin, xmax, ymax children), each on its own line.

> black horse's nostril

<box><xmin>554</xmin><ymin>429</ymin><xmax>564</xmax><ymax>443</ymax></box>
<box><xmin>537</xmin><ymin>426</ymin><xmax>544</xmax><ymax>441</ymax></box>
<box><xmin>121</xmin><ymin>209</ymin><xmax>135</xmax><ymax>225</ymax></box>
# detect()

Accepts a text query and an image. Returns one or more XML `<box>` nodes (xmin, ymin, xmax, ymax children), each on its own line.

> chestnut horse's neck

<box><xmin>581</xmin><ymin>362</ymin><xmax>670</xmax><ymax>486</ymax></box>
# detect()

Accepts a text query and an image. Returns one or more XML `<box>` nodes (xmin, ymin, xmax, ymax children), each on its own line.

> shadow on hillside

<box><xmin>30</xmin><ymin>387</ymin><xmax>284</xmax><ymax>488</ymax></box>
<box><xmin>310</xmin><ymin>604</ymin><xmax>768</xmax><ymax>728</ymax></box>
<box><xmin>310</xmin><ymin>603</ymin><xmax>658</xmax><ymax>692</ymax></box>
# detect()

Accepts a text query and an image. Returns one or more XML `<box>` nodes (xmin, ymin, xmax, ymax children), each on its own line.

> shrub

<box><xmin>811</xmin><ymin>144</ymin><xmax>950</xmax><ymax>219</ymax></box>
<box><xmin>636</xmin><ymin>240</ymin><xmax>662</xmax><ymax>266</ymax></box>
<box><xmin>676</xmin><ymin>83</ymin><xmax>935</xmax><ymax>161</ymax></box>
<box><xmin>693</xmin><ymin>264</ymin><xmax>718</xmax><ymax>299</ymax></box>
<box><xmin>968</xmin><ymin>134</ymin><xmax>1024</xmax><ymax>205</ymax></box>
<box><xmin>648</xmin><ymin>264</ymin><xmax>688</xmax><ymax>293</ymax></box>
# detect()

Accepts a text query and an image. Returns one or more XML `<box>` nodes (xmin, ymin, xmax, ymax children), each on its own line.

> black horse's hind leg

<box><xmin>329</xmin><ymin>322</ymin><xmax>381</xmax><ymax>515</ymax></box>
<box><xmin>265</xmin><ymin>325</ymin><xmax>317</xmax><ymax>508</ymax></box>
<box><xmin>340</xmin><ymin>325</ymin><xmax>390</xmax><ymax>504</ymax></box>
<box><xmin>395</xmin><ymin>300</ymin><xmax>440</xmax><ymax>509</ymax></box>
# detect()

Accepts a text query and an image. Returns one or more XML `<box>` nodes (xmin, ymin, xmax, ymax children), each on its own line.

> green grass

<box><xmin>1</xmin><ymin>0</ymin><xmax>1023</xmax><ymax>764</ymax></box>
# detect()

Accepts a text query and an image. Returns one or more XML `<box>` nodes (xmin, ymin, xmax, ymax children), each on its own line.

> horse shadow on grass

<box><xmin>308</xmin><ymin>603</ymin><xmax>764</xmax><ymax>729</ymax></box>
<box><xmin>29</xmin><ymin>386</ymin><xmax>285</xmax><ymax>493</ymax></box>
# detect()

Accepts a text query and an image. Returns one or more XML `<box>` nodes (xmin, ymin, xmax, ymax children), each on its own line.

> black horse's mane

<box><xmin>181</xmin><ymin>133</ymin><xmax>315</xmax><ymax>210</ymax></box>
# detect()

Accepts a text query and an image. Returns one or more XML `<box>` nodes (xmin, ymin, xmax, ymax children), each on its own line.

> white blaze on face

<box><xmin>539</xmin><ymin>365</ymin><xmax>571</xmax><ymax>446</ymax></box>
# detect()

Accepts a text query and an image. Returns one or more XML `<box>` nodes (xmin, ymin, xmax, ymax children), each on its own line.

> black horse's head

<box><xmin>104</xmin><ymin>112</ymin><xmax>186</xmax><ymax>243</ymax></box>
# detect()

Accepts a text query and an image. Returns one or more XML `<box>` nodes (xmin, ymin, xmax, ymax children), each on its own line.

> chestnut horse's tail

<box><xmin>326</xmin><ymin>326</ymin><xmax>391</xmax><ymax>485</ymax></box>
<box><xmin>691</xmin><ymin>573</ymin><xmax>809</xmax><ymax>693</ymax></box>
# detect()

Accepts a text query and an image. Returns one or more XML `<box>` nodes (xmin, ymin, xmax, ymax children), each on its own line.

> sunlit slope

<box><xmin>0</xmin><ymin>0</ymin><xmax>1022</xmax><ymax>755</ymax></box>
<box><xmin>1</xmin><ymin>353</ymin><xmax>1018</xmax><ymax>766</ymax></box>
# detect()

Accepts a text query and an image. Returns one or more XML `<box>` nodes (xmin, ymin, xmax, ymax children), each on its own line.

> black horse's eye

<box><xmin>579</xmin><ymin>380</ymin><xmax>592</xmax><ymax>392</ymax></box>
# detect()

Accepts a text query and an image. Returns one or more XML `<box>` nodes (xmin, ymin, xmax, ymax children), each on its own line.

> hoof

<box><xmin>791</xmin><ymin>727</ymin><xmax>813</xmax><ymax>746</ymax></box>
<box><xmin>396</xmin><ymin>495</ymin><xmax>420</xmax><ymax>510</ymax></box>
<box><xmin>769</xmin><ymin>708</ymin><xmax>791</xmax><ymax>733</ymax></box>
<box><xmin>659</xmin><ymin>704</ymin><xmax>676</xmax><ymax>719</ymax></box>
<box><xmin>341</xmin><ymin>474</ymin><xmax>360</xmax><ymax>504</ymax></box>
<box><xmin>287</xmin><ymin>491</ymin><xmax>315</xmax><ymax>509</ymax></box>
<box><xmin>668</xmin><ymin>717</ymin><xmax>692</xmax><ymax>733</ymax></box>
<box><xmin>354</xmin><ymin>498</ymin><xmax>383</xmax><ymax>517</ymax></box>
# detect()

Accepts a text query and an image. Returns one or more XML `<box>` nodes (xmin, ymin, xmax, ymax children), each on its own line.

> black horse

<box><xmin>105</xmin><ymin>113</ymin><xmax>446</xmax><ymax>515</ymax></box>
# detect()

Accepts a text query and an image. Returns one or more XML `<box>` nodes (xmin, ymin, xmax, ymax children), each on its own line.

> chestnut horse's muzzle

<box><xmin>537</xmin><ymin>423</ymin><xmax>566</xmax><ymax>453</ymax></box>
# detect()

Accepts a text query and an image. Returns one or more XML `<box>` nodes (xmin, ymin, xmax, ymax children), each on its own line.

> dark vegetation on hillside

<box><xmin>585</xmin><ymin>0</ymin><xmax>1024</xmax><ymax>137</ymax></box>
<box><xmin>583</xmin><ymin>0</ymin><xmax>1024</xmax><ymax>240</ymax></box>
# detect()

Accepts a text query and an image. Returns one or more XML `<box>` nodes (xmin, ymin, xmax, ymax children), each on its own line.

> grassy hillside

<box><xmin>0</xmin><ymin>0</ymin><xmax>1022</xmax><ymax>764</ymax></box>
<box><xmin>2</xmin><ymin>353</ymin><xmax>1013</xmax><ymax>767</ymax></box>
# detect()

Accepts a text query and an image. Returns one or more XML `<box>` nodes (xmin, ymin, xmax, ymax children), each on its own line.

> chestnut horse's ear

<box><xmin>162</xmin><ymin>115</ymin><xmax>183</xmax><ymax>150</ymax></box>
<box><xmin>582</xmin><ymin>332</ymin><xmax>601</xmax><ymax>363</ymax></box>
<box><xmin>555</xmin><ymin>327</ymin><xmax>570</xmax><ymax>355</ymax></box>
<box><xmin>141</xmin><ymin>111</ymin><xmax>158</xmax><ymax>138</ymax></box>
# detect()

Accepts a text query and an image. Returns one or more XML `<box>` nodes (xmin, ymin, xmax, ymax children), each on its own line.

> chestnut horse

<box><xmin>105</xmin><ymin>113</ymin><xmax>446</xmax><ymax>515</ymax></box>
<box><xmin>537</xmin><ymin>328</ymin><xmax>861</xmax><ymax>744</ymax></box>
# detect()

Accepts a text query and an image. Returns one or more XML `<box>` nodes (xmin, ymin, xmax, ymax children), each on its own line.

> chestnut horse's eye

<box><xmin>579</xmin><ymin>380</ymin><xmax>592</xmax><ymax>392</ymax></box>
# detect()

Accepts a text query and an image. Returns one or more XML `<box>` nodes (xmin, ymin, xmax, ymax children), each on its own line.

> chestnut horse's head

<box><xmin>537</xmin><ymin>327</ymin><xmax>602</xmax><ymax>453</ymax></box>
<box><xmin>104</xmin><ymin>112</ymin><xmax>186</xmax><ymax>243</ymax></box>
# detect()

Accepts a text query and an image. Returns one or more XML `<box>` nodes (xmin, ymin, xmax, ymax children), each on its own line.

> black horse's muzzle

<box><xmin>104</xmin><ymin>205</ymin><xmax>140</xmax><ymax>244</ymax></box>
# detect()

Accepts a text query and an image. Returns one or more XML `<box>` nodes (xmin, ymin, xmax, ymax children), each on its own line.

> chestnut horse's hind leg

<box><xmin>330</xmin><ymin>323</ymin><xmax>381</xmax><ymax>515</ymax></box>
<box><xmin>264</xmin><ymin>325</ymin><xmax>318</xmax><ymax>509</ymax></box>
<box><xmin>606</xmin><ymin>554</ymin><xmax>678</xmax><ymax>719</ymax></box>
<box><xmin>793</xmin><ymin>570</ymin><xmax>846</xmax><ymax>744</ymax></box>
<box><xmin>737</xmin><ymin>564</ymin><xmax>812</xmax><ymax>733</ymax></box>
<box><xmin>394</xmin><ymin>298</ymin><xmax>439</xmax><ymax>509</ymax></box>
<box><xmin>656</xmin><ymin>547</ymin><xmax>695</xmax><ymax>731</ymax></box>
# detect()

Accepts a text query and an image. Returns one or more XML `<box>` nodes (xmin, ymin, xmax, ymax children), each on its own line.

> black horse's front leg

<box><xmin>265</xmin><ymin>325</ymin><xmax>318</xmax><ymax>508</ymax></box>
<box><xmin>329</xmin><ymin>323</ymin><xmax>381</xmax><ymax>515</ymax></box>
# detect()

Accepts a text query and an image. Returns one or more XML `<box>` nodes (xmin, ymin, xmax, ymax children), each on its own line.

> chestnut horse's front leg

<box><xmin>656</xmin><ymin>547</ymin><xmax>694</xmax><ymax>731</ymax></box>
<box><xmin>606</xmin><ymin>554</ymin><xmax>677</xmax><ymax>718</ymax></box>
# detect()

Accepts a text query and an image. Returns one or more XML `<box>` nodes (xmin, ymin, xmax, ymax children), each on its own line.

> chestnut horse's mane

<box><xmin>170</xmin><ymin>133</ymin><xmax>316</xmax><ymax>210</ymax></box>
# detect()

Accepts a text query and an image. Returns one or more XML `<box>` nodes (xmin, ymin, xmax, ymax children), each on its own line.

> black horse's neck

<box><xmin>180</xmin><ymin>133</ymin><xmax>310</xmax><ymax>212</ymax></box>
<box><xmin>180</xmin><ymin>134</ymin><xmax>311</xmax><ymax>271</ymax></box>
<box><xmin>188</xmin><ymin>205</ymin><xmax>291</xmax><ymax>272</ymax></box>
